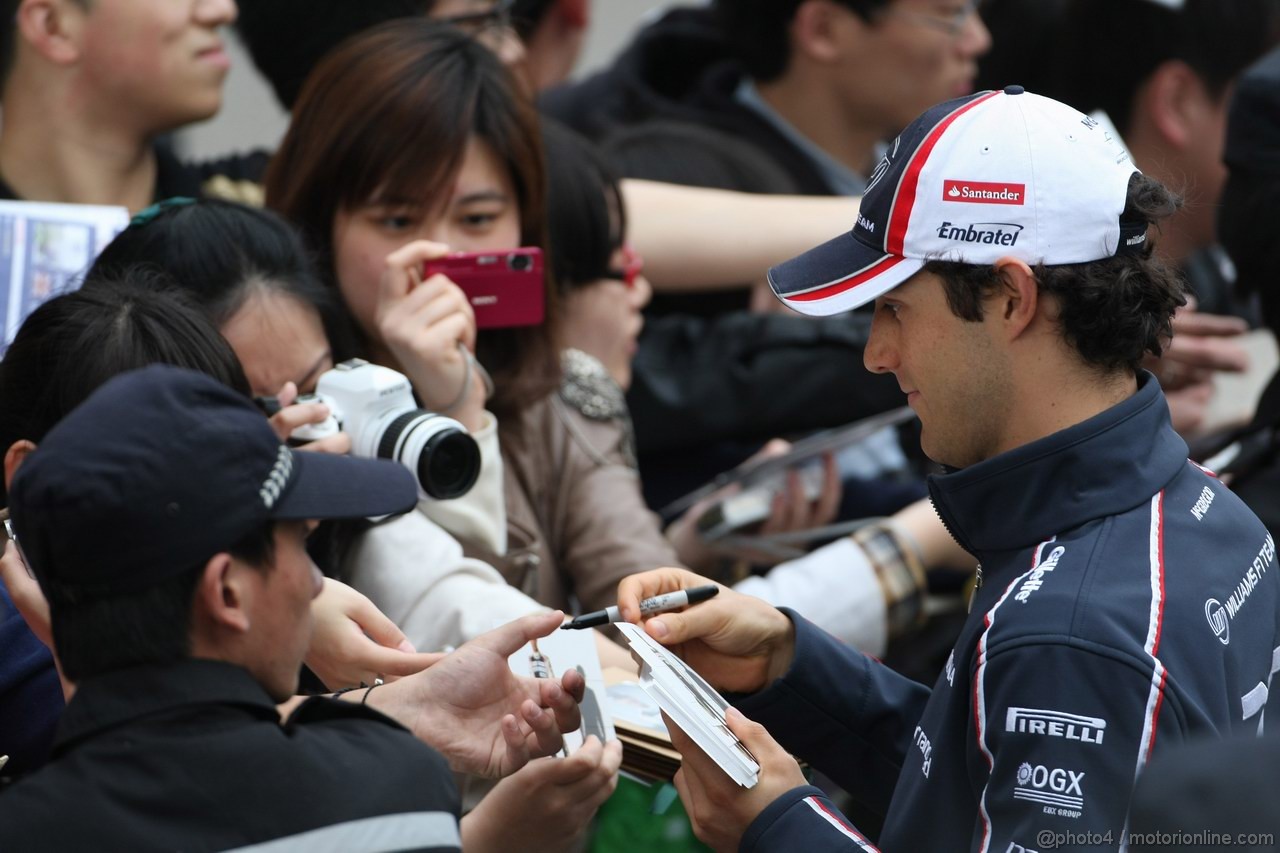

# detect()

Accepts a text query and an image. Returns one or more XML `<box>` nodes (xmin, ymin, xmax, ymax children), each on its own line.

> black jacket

<box><xmin>1212</xmin><ymin>370</ymin><xmax>1280</xmax><ymax>538</ymax></box>
<box><xmin>1128</xmin><ymin>732</ymin><xmax>1280</xmax><ymax>852</ymax></box>
<box><xmin>540</xmin><ymin>6</ymin><xmax>841</xmax><ymax>196</ymax></box>
<box><xmin>629</xmin><ymin>310</ymin><xmax>903</xmax><ymax>457</ymax></box>
<box><xmin>0</xmin><ymin>660</ymin><xmax>461</xmax><ymax>852</ymax></box>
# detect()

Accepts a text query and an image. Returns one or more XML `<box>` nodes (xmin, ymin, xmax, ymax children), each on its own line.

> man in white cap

<box><xmin>614</xmin><ymin>87</ymin><xmax>1280</xmax><ymax>851</ymax></box>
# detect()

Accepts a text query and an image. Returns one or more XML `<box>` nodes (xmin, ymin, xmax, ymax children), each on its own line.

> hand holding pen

<box><xmin>613</xmin><ymin>568</ymin><xmax>798</xmax><ymax>695</ymax></box>
<box><xmin>560</xmin><ymin>585</ymin><xmax>721</xmax><ymax>630</ymax></box>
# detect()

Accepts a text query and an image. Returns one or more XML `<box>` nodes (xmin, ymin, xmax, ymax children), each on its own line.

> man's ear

<box><xmin>192</xmin><ymin>553</ymin><xmax>253</xmax><ymax>635</ymax></box>
<box><xmin>4</xmin><ymin>440</ymin><xmax>36</xmax><ymax>493</ymax></box>
<box><xmin>992</xmin><ymin>257</ymin><xmax>1038</xmax><ymax>339</ymax></box>
<box><xmin>1137</xmin><ymin>59</ymin><xmax>1211</xmax><ymax>152</ymax></box>
<box><xmin>15</xmin><ymin>0</ymin><xmax>89</xmax><ymax>67</ymax></box>
<box><xmin>791</xmin><ymin>0</ymin><xmax>848</xmax><ymax>65</ymax></box>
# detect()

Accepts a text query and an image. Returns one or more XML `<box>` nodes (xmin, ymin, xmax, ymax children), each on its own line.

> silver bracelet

<box><xmin>440</xmin><ymin>342</ymin><xmax>474</xmax><ymax>415</ymax></box>
<box><xmin>441</xmin><ymin>342</ymin><xmax>494</xmax><ymax>414</ymax></box>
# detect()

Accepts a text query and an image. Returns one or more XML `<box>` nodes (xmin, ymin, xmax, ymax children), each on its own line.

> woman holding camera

<box><xmin>265</xmin><ymin>21</ymin><xmax>682</xmax><ymax>614</ymax></box>
<box><xmin>87</xmin><ymin>198</ymin><xmax>619</xmax><ymax>661</ymax></box>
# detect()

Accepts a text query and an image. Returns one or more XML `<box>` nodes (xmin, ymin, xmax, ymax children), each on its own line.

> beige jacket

<box><xmin>464</xmin><ymin>389</ymin><xmax>681</xmax><ymax>614</ymax></box>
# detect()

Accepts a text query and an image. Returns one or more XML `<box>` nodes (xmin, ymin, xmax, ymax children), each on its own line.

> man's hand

<box><xmin>617</xmin><ymin>568</ymin><xmax>796</xmax><ymax>694</ymax></box>
<box><xmin>668</xmin><ymin>443</ymin><xmax>842</xmax><ymax>571</ymax></box>
<box><xmin>462</xmin><ymin>736</ymin><xmax>623</xmax><ymax>852</ymax></box>
<box><xmin>365</xmin><ymin>611</ymin><xmax>584</xmax><ymax>777</ymax></box>
<box><xmin>1</xmin><ymin>540</ymin><xmax>50</xmax><ymax>649</ymax></box>
<box><xmin>306</xmin><ymin>578</ymin><xmax>442</xmax><ymax>689</ymax></box>
<box><xmin>1161</xmin><ymin>308</ymin><xmax>1250</xmax><ymax>377</ymax></box>
<box><xmin>669</xmin><ymin>707</ymin><xmax>807</xmax><ymax>852</ymax></box>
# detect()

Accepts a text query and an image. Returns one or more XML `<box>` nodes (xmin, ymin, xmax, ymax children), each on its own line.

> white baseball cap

<box><xmin>768</xmin><ymin>87</ymin><xmax>1147</xmax><ymax>316</ymax></box>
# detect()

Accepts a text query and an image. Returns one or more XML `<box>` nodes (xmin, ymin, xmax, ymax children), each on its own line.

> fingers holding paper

<box><xmin>617</xmin><ymin>568</ymin><xmax>796</xmax><ymax>694</ymax></box>
<box><xmin>668</xmin><ymin>707</ymin><xmax>807</xmax><ymax>852</ymax></box>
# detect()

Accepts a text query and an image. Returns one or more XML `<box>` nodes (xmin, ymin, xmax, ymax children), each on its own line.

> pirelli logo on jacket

<box><xmin>1005</xmin><ymin>707</ymin><xmax>1106</xmax><ymax>745</ymax></box>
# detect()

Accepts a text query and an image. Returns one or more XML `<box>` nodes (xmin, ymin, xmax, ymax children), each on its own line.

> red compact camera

<box><xmin>423</xmin><ymin>247</ymin><xmax>544</xmax><ymax>329</ymax></box>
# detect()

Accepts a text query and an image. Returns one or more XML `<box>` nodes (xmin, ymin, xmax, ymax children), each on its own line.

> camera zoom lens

<box><xmin>377</xmin><ymin>410</ymin><xmax>480</xmax><ymax>500</ymax></box>
<box><xmin>420</xmin><ymin>431</ymin><xmax>481</xmax><ymax>499</ymax></box>
<box><xmin>509</xmin><ymin>253</ymin><xmax>532</xmax><ymax>272</ymax></box>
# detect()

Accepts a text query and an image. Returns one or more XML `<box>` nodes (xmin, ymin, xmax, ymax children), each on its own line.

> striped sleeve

<box><xmin>741</xmin><ymin>786</ymin><xmax>879</xmax><ymax>852</ymax></box>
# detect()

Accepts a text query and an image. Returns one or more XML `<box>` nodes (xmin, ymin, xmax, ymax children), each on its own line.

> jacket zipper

<box><xmin>927</xmin><ymin>479</ymin><xmax>982</xmax><ymax>611</ymax></box>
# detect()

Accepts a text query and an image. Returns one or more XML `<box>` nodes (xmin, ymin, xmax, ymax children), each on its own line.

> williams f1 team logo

<box><xmin>1205</xmin><ymin>598</ymin><xmax>1230</xmax><ymax>645</ymax></box>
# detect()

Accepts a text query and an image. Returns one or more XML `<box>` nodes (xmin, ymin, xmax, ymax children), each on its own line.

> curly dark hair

<box><xmin>924</xmin><ymin>172</ymin><xmax>1187</xmax><ymax>375</ymax></box>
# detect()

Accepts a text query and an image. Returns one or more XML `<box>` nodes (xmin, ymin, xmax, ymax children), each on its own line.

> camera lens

<box><xmin>420</xmin><ymin>430</ymin><xmax>482</xmax><ymax>499</ymax></box>
<box><xmin>376</xmin><ymin>410</ymin><xmax>480</xmax><ymax>499</ymax></box>
<box><xmin>508</xmin><ymin>252</ymin><xmax>532</xmax><ymax>272</ymax></box>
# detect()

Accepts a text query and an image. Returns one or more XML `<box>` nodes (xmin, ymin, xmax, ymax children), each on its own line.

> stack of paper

<box><xmin>616</xmin><ymin>622</ymin><xmax>759</xmax><ymax>788</ymax></box>
<box><xmin>604</xmin><ymin>673</ymin><xmax>682</xmax><ymax>783</ymax></box>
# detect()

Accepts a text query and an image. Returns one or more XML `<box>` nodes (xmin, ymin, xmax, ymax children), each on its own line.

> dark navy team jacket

<box><xmin>737</xmin><ymin>373</ymin><xmax>1280</xmax><ymax>852</ymax></box>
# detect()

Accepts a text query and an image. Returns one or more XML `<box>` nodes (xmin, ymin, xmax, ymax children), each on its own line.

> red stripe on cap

<box><xmin>886</xmin><ymin>91</ymin><xmax>1003</xmax><ymax>255</ymax></box>
<box><xmin>786</xmin><ymin>255</ymin><xmax>908</xmax><ymax>302</ymax></box>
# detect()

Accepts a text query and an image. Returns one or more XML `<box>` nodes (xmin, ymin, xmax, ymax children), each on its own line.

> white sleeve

<box><xmin>733</xmin><ymin>537</ymin><xmax>887</xmax><ymax>656</ymax></box>
<box><xmin>416</xmin><ymin>409</ymin><xmax>507</xmax><ymax>554</ymax></box>
<box><xmin>344</xmin><ymin>510</ymin><xmax>543</xmax><ymax>653</ymax></box>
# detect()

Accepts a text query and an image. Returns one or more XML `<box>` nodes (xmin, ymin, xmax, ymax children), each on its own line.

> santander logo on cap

<box><xmin>943</xmin><ymin>180</ymin><xmax>1026</xmax><ymax>205</ymax></box>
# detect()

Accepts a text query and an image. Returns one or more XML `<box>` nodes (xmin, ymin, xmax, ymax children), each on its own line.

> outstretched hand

<box><xmin>365</xmin><ymin>610</ymin><xmax>584</xmax><ymax>777</ymax></box>
<box><xmin>306</xmin><ymin>578</ymin><xmax>442</xmax><ymax>689</ymax></box>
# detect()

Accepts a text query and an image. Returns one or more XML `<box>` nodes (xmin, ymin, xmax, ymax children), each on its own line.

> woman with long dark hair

<box><xmin>266</xmin><ymin>20</ymin><xmax>680</xmax><ymax>614</ymax></box>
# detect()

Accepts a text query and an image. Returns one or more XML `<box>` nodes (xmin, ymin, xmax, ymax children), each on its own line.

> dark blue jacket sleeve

<box><xmin>968</xmin><ymin>640</ymin><xmax>1188</xmax><ymax>853</ymax></box>
<box><xmin>742</xmin><ymin>785</ymin><xmax>881</xmax><ymax>852</ymax></box>
<box><xmin>735</xmin><ymin>609</ymin><xmax>931</xmax><ymax>819</ymax></box>
<box><xmin>0</xmin><ymin>582</ymin><xmax>63</xmax><ymax>776</ymax></box>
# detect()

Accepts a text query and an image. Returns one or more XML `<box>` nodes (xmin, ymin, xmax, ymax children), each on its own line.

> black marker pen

<box><xmin>559</xmin><ymin>584</ymin><xmax>720</xmax><ymax>630</ymax></box>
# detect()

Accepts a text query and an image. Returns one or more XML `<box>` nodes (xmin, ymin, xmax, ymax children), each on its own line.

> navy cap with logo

<box><xmin>9</xmin><ymin>365</ymin><xmax>418</xmax><ymax>596</ymax></box>
<box><xmin>768</xmin><ymin>87</ymin><xmax>1147</xmax><ymax>316</ymax></box>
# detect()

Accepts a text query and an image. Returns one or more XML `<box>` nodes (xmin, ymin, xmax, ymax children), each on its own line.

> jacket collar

<box><xmin>54</xmin><ymin>658</ymin><xmax>280</xmax><ymax>755</ymax></box>
<box><xmin>928</xmin><ymin>371</ymin><xmax>1187</xmax><ymax>560</ymax></box>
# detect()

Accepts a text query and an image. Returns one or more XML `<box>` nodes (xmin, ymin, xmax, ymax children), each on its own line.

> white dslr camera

<box><xmin>292</xmin><ymin>359</ymin><xmax>480</xmax><ymax>500</ymax></box>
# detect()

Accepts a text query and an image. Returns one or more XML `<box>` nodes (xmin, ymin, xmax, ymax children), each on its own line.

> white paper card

<box><xmin>616</xmin><ymin>622</ymin><xmax>759</xmax><ymax>787</ymax></box>
<box><xmin>509</xmin><ymin>626</ymin><xmax>615</xmax><ymax>751</ymax></box>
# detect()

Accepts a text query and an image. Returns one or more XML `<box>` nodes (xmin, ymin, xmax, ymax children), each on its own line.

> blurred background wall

<box><xmin>175</xmin><ymin>1</ymin><xmax>673</xmax><ymax>160</ymax></box>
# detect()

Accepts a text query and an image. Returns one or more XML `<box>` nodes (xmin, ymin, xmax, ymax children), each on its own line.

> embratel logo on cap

<box><xmin>943</xmin><ymin>180</ymin><xmax>1026</xmax><ymax>205</ymax></box>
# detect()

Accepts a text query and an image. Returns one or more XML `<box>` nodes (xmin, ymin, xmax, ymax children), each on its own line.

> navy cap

<box><xmin>9</xmin><ymin>366</ymin><xmax>418</xmax><ymax>596</ymax></box>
